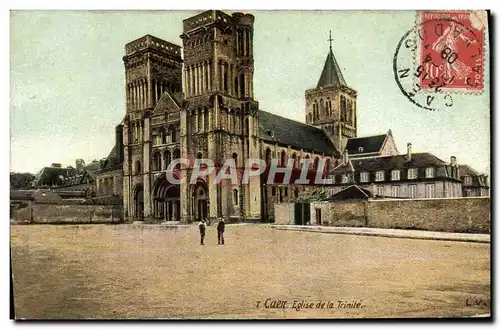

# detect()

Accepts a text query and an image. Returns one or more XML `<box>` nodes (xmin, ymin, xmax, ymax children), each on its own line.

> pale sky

<box><xmin>10</xmin><ymin>10</ymin><xmax>490</xmax><ymax>175</ymax></box>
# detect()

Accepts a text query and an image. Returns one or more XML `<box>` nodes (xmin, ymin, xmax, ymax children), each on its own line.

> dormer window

<box><xmin>425</xmin><ymin>167</ymin><xmax>435</xmax><ymax>178</ymax></box>
<box><xmin>464</xmin><ymin>176</ymin><xmax>472</xmax><ymax>185</ymax></box>
<box><xmin>391</xmin><ymin>170</ymin><xmax>400</xmax><ymax>181</ymax></box>
<box><xmin>408</xmin><ymin>168</ymin><xmax>418</xmax><ymax>179</ymax></box>
<box><xmin>375</xmin><ymin>171</ymin><xmax>384</xmax><ymax>182</ymax></box>
<box><xmin>341</xmin><ymin>174</ymin><xmax>350</xmax><ymax>184</ymax></box>
<box><xmin>360</xmin><ymin>172</ymin><xmax>369</xmax><ymax>183</ymax></box>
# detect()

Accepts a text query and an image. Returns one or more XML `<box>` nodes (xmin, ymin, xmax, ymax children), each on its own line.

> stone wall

<box><xmin>274</xmin><ymin>203</ymin><xmax>294</xmax><ymax>225</ymax></box>
<box><xmin>312</xmin><ymin>201</ymin><xmax>367</xmax><ymax>227</ymax></box>
<box><xmin>11</xmin><ymin>204</ymin><xmax>123</xmax><ymax>225</ymax></box>
<box><xmin>275</xmin><ymin>197</ymin><xmax>490</xmax><ymax>233</ymax></box>
<box><xmin>365</xmin><ymin>197</ymin><xmax>490</xmax><ymax>233</ymax></box>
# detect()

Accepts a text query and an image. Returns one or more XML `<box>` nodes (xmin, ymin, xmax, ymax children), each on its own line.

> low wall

<box><xmin>275</xmin><ymin>197</ymin><xmax>490</xmax><ymax>233</ymax></box>
<box><xmin>313</xmin><ymin>202</ymin><xmax>367</xmax><ymax>227</ymax></box>
<box><xmin>274</xmin><ymin>203</ymin><xmax>294</xmax><ymax>225</ymax></box>
<box><xmin>11</xmin><ymin>204</ymin><xmax>123</xmax><ymax>224</ymax></box>
<box><xmin>365</xmin><ymin>197</ymin><xmax>490</xmax><ymax>233</ymax></box>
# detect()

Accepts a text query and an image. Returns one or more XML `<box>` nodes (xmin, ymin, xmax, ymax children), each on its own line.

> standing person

<box><xmin>217</xmin><ymin>218</ymin><xmax>225</xmax><ymax>245</ymax></box>
<box><xmin>198</xmin><ymin>219</ymin><xmax>206</xmax><ymax>245</ymax></box>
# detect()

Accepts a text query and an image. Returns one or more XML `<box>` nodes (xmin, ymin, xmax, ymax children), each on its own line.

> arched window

<box><xmin>173</xmin><ymin>149</ymin><xmax>180</xmax><ymax>160</ymax></box>
<box><xmin>232</xmin><ymin>152</ymin><xmax>238</xmax><ymax>168</ymax></box>
<box><xmin>196</xmin><ymin>152</ymin><xmax>203</xmax><ymax>159</ymax></box>
<box><xmin>204</xmin><ymin>109</ymin><xmax>209</xmax><ymax>131</ymax></box>
<box><xmin>135</xmin><ymin>160</ymin><xmax>142</xmax><ymax>174</ymax></box>
<box><xmin>265</xmin><ymin>148</ymin><xmax>272</xmax><ymax>166</ymax></box>
<box><xmin>320</xmin><ymin>98</ymin><xmax>324</xmax><ymax>114</ymax></box>
<box><xmin>153</xmin><ymin>152</ymin><xmax>161</xmax><ymax>171</ymax></box>
<box><xmin>280</xmin><ymin>150</ymin><xmax>287</xmax><ymax>167</ymax></box>
<box><xmin>198</xmin><ymin>109</ymin><xmax>203</xmax><ymax>132</ymax></box>
<box><xmin>314</xmin><ymin>157</ymin><xmax>319</xmax><ymax>171</ymax></box>
<box><xmin>171</xmin><ymin>126</ymin><xmax>179</xmax><ymax>142</ymax></box>
<box><xmin>292</xmin><ymin>153</ymin><xmax>297</xmax><ymax>168</ymax></box>
<box><xmin>164</xmin><ymin>150</ymin><xmax>171</xmax><ymax>170</ymax></box>
<box><xmin>239</xmin><ymin>72</ymin><xmax>246</xmax><ymax>97</ymax></box>
<box><xmin>223</xmin><ymin>62</ymin><xmax>229</xmax><ymax>92</ymax></box>
<box><xmin>233</xmin><ymin>189</ymin><xmax>238</xmax><ymax>205</ymax></box>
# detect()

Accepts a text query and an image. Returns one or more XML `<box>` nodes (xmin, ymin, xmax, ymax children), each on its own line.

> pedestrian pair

<box><xmin>198</xmin><ymin>218</ymin><xmax>225</xmax><ymax>245</ymax></box>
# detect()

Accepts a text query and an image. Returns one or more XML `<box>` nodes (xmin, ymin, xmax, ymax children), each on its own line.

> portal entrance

<box><xmin>134</xmin><ymin>185</ymin><xmax>144</xmax><ymax>220</ymax></box>
<box><xmin>192</xmin><ymin>183</ymin><xmax>209</xmax><ymax>221</ymax></box>
<box><xmin>153</xmin><ymin>177</ymin><xmax>180</xmax><ymax>221</ymax></box>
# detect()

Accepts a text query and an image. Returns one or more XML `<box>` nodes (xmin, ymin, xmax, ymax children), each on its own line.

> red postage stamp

<box><xmin>417</xmin><ymin>11</ymin><xmax>486</xmax><ymax>93</ymax></box>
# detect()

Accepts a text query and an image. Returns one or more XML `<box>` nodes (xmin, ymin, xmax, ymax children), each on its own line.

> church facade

<box><xmin>119</xmin><ymin>10</ymin><xmax>354</xmax><ymax>223</ymax></box>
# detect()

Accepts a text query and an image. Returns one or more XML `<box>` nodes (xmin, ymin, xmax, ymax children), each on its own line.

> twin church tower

<box><xmin>120</xmin><ymin>10</ymin><xmax>357</xmax><ymax>222</ymax></box>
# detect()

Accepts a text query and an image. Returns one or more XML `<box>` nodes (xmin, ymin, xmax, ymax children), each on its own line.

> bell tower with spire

<box><xmin>305</xmin><ymin>31</ymin><xmax>357</xmax><ymax>152</ymax></box>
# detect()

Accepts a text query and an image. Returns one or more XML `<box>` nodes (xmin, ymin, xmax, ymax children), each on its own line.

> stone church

<box><xmin>115</xmin><ymin>10</ymin><xmax>358</xmax><ymax>223</ymax></box>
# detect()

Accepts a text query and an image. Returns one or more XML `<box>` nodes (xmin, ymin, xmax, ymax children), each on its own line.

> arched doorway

<box><xmin>133</xmin><ymin>185</ymin><xmax>144</xmax><ymax>220</ymax></box>
<box><xmin>192</xmin><ymin>183</ymin><xmax>209</xmax><ymax>221</ymax></box>
<box><xmin>153</xmin><ymin>177</ymin><xmax>180</xmax><ymax>221</ymax></box>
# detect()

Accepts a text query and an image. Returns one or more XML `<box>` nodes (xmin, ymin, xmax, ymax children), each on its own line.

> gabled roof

<box><xmin>317</xmin><ymin>48</ymin><xmax>347</xmax><ymax>88</ymax></box>
<box><xmin>346</xmin><ymin>134</ymin><xmax>387</xmax><ymax>155</ymax></box>
<box><xmin>258</xmin><ymin>110</ymin><xmax>339</xmax><ymax>156</ymax></box>
<box><xmin>153</xmin><ymin>91</ymin><xmax>182</xmax><ymax>115</ymax></box>
<box><xmin>327</xmin><ymin>185</ymin><xmax>373</xmax><ymax>201</ymax></box>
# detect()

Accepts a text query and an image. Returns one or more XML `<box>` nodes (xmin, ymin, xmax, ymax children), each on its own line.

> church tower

<box><xmin>179</xmin><ymin>10</ymin><xmax>261</xmax><ymax>222</ymax></box>
<box><xmin>305</xmin><ymin>31</ymin><xmax>357</xmax><ymax>152</ymax></box>
<box><xmin>122</xmin><ymin>35</ymin><xmax>183</xmax><ymax>220</ymax></box>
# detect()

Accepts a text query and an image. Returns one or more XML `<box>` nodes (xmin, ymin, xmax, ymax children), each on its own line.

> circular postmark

<box><xmin>393</xmin><ymin>12</ymin><xmax>485</xmax><ymax>111</ymax></box>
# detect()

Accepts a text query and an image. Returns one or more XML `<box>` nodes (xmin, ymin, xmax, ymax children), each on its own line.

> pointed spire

<box><xmin>317</xmin><ymin>31</ymin><xmax>347</xmax><ymax>88</ymax></box>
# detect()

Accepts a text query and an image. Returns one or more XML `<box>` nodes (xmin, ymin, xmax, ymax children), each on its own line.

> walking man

<box><xmin>198</xmin><ymin>219</ymin><xmax>206</xmax><ymax>245</ymax></box>
<box><xmin>217</xmin><ymin>218</ymin><xmax>225</xmax><ymax>245</ymax></box>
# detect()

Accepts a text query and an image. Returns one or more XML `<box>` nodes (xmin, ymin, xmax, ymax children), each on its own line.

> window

<box><xmin>284</xmin><ymin>187</ymin><xmax>288</xmax><ymax>197</ymax></box>
<box><xmin>409</xmin><ymin>184</ymin><xmax>417</xmax><ymax>198</ymax></box>
<box><xmin>425</xmin><ymin>184</ymin><xmax>435</xmax><ymax>198</ymax></box>
<box><xmin>232</xmin><ymin>153</ymin><xmax>238</xmax><ymax>168</ymax></box>
<box><xmin>135</xmin><ymin>160</ymin><xmax>142</xmax><ymax>174</ymax></box>
<box><xmin>153</xmin><ymin>152</ymin><xmax>162</xmax><ymax>171</ymax></box>
<box><xmin>360</xmin><ymin>172</ymin><xmax>369</xmax><ymax>183</ymax></box>
<box><xmin>377</xmin><ymin>186</ymin><xmax>384</xmax><ymax>196</ymax></box>
<box><xmin>341</xmin><ymin>174</ymin><xmax>349</xmax><ymax>184</ymax></box>
<box><xmin>204</xmin><ymin>110</ymin><xmax>209</xmax><ymax>131</ymax></box>
<box><xmin>265</xmin><ymin>148</ymin><xmax>272</xmax><ymax>166</ymax></box>
<box><xmin>375</xmin><ymin>171</ymin><xmax>385</xmax><ymax>182</ymax></box>
<box><xmin>271</xmin><ymin>186</ymin><xmax>276</xmax><ymax>196</ymax></box>
<box><xmin>464</xmin><ymin>176</ymin><xmax>472</xmax><ymax>185</ymax></box>
<box><xmin>392</xmin><ymin>185</ymin><xmax>400</xmax><ymax>197</ymax></box>
<box><xmin>233</xmin><ymin>189</ymin><xmax>238</xmax><ymax>205</ymax></box>
<box><xmin>408</xmin><ymin>168</ymin><xmax>418</xmax><ymax>179</ymax></box>
<box><xmin>391</xmin><ymin>170</ymin><xmax>400</xmax><ymax>181</ymax></box>
<box><xmin>358</xmin><ymin>147</ymin><xmax>364</xmax><ymax>153</ymax></box>
<box><xmin>425</xmin><ymin>167</ymin><xmax>435</xmax><ymax>178</ymax></box>
<box><xmin>280</xmin><ymin>151</ymin><xmax>287</xmax><ymax>167</ymax></box>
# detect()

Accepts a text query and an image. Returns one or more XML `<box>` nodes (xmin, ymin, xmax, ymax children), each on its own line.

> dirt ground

<box><xmin>10</xmin><ymin>224</ymin><xmax>490</xmax><ymax>319</ymax></box>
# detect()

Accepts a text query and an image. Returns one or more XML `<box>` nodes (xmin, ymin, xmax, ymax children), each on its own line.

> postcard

<box><xmin>10</xmin><ymin>9</ymin><xmax>490</xmax><ymax>319</ymax></box>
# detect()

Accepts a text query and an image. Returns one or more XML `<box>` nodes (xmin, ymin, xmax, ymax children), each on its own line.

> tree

<box><xmin>296</xmin><ymin>188</ymin><xmax>328</xmax><ymax>202</ymax></box>
<box><xmin>10</xmin><ymin>172</ymin><xmax>35</xmax><ymax>190</ymax></box>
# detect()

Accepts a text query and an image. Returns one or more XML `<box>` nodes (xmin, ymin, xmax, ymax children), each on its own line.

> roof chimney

<box><xmin>343</xmin><ymin>149</ymin><xmax>349</xmax><ymax>164</ymax></box>
<box><xmin>406</xmin><ymin>143</ymin><xmax>412</xmax><ymax>162</ymax></box>
<box><xmin>450</xmin><ymin>156</ymin><xmax>457</xmax><ymax>166</ymax></box>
